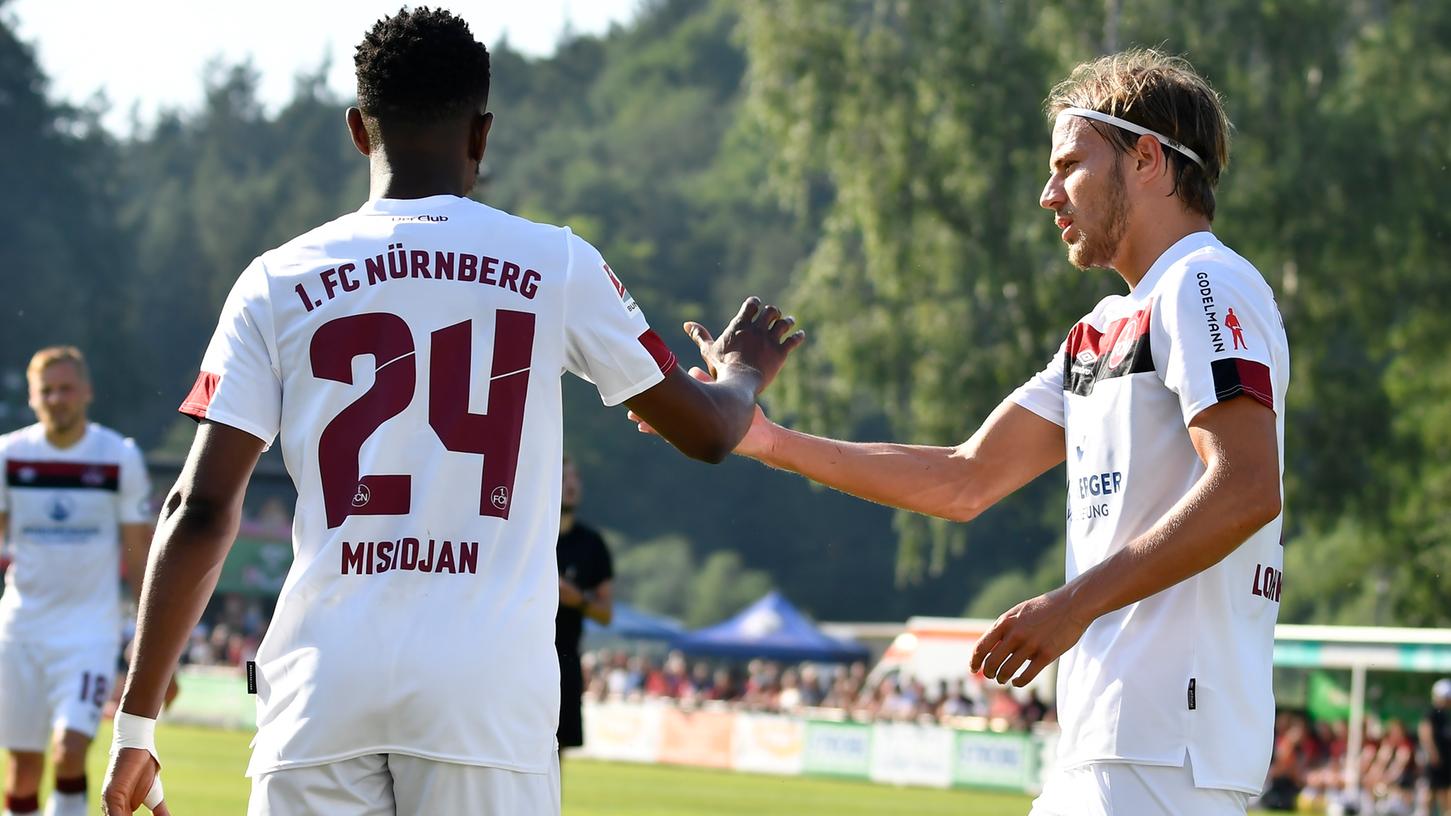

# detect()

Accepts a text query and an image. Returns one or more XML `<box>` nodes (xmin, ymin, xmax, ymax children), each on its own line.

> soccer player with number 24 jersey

<box><xmin>101</xmin><ymin>9</ymin><xmax>803</xmax><ymax>816</ymax></box>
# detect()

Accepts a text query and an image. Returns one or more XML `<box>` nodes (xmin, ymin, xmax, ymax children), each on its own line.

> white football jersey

<box><xmin>179</xmin><ymin>194</ymin><xmax>676</xmax><ymax>777</ymax></box>
<box><xmin>1011</xmin><ymin>232</ymin><xmax>1289</xmax><ymax>795</ymax></box>
<box><xmin>0</xmin><ymin>422</ymin><xmax>151</xmax><ymax>647</ymax></box>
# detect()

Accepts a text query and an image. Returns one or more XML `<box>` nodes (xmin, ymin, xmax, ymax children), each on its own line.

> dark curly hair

<box><xmin>354</xmin><ymin>7</ymin><xmax>491</xmax><ymax>124</ymax></box>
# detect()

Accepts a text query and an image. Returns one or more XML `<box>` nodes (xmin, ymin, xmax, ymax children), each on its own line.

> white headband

<box><xmin>1058</xmin><ymin>106</ymin><xmax>1206</xmax><ymax>169</ymax></box>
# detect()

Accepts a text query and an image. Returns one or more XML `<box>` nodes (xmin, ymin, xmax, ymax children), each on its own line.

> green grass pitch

<box><xmin>45</xmin><ymin>722</ymin><xmax>1277</xmax><ymax>813</ymax></box>
<box><xmin>61</xmin><ymin>721</ymin><xmax>1036</xmax><ymax>814</ymax></box>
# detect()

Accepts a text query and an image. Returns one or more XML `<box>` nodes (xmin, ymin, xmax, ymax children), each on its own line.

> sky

<box><xmin>7</xmin><ymin>0</ymin><xmax>643</xmax><ymax>135</ymax></box>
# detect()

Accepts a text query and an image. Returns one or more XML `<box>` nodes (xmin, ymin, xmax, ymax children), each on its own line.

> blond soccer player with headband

<box><xmin>636</xmin><ymin>49</ymin><xmax>1289</xmax><ymax>815</ymax></box>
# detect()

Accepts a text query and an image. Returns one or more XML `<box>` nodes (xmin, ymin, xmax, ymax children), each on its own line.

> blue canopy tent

<box><xmin>672</xmin><ymin>591</ymin><xmax>869</xmax><ymax>663</ymax></box>
<box><xmin>584</xmin><ymin>601</ymin><xmax>686</xmax><ymax>641</ymax></box>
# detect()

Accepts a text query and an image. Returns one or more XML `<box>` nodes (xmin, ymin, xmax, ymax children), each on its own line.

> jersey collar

<box><xmin>1131</xmin><ymin>230</ymin><xmax>1219</xmax><ymax>296</ymax></box>
<box><xmin>356</xmin><ymin>194</ymin><xmax>467</xmax><ymax>215</ymax></box>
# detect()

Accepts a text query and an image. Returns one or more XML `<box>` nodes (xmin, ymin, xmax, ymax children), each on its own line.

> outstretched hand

<box><xmin>970</xmin><ymin>589</ymin><xmax>1091</xmax><ymax>688</ymax></box>
<box><xmin>686</xmin><ymin>296</ymin><xmax>804</xmax><ymax>395</ymax></box>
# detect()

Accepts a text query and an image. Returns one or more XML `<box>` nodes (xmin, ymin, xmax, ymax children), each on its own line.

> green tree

<box><xmin>0</xmin><ymin>5</ymin><xmax>134</xmax><ymax>430</ymax></box>
<box><xmin>741</xmin><ymin>0</ymin><xmax>1451</xmax><ymax>623</ymax></box>
<box><xmin>610</xmin><ymin>534</ymin><xmax>772</xmax><ymax>627</ymax></box>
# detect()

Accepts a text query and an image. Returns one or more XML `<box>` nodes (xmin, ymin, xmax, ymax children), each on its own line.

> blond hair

<box><xmin>1046</xmin><ymin>48</ymin><xmax>1231</xmax><ymax>220</ymax></box>
<box><xmin>27</xmin><ymin>346</ymin><xmax>90</xmax><ymax>382</ymax></box>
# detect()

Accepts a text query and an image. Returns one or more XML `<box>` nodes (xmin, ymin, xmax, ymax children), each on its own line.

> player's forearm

<box><xmin>688</xmin><ymin>364</ymin><xmax>762</xmax><ymax>462</ymax></box>
<box><xmin>120</xmin><ymin>493</ymin><xmax>241</xmax><ymax>718</ymax></box>
<box><xmin>1062</xmin><ymin>463</ymin><xmax>1281</xmax><ymax>622</ymax></box>
<box><xmin>751</xmin><ymin>426</ymin><xmax>981</xmax><ymax>521</ymax></box>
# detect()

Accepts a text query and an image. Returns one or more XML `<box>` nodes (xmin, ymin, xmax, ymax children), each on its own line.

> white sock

<box><xmin>40</xmin><ymin>791</ymin><xmax>86</xmax><ymax>816</ymax></box>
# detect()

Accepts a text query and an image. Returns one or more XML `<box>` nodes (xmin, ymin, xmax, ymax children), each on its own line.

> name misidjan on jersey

<box><xmin>1196</xmin><ymin>270</ymin><xmax>1226</xmax><ymax>353</ymax></box>
<box><xmin>294</xmin><ymin>243</ymin><xmax>543</xmax><ymax>313</ymax></box>
<box><xmin>340</xmin><ymin>538</ymin><xmax>480</xmax><ymax>575</ymax></box>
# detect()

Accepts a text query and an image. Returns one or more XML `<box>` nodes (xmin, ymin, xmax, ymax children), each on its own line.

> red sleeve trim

<box><xmin>1211</xmin><ymin>358</ymin><xmax>1274</xmax><ymax>411</ymax></box>
<box><xmin>178</xmin><ymin>371</ymin><xmax>221</xmax><ymax>420</ymax></box>
<box><xmin>637</xmin><ymin>329</ymin><xmax>677</xmax><ymax>375</ymax></box>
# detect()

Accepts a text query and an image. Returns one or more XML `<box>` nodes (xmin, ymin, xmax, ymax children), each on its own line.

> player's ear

<box><xmin>469</xmin><ymin>111</ymin><xmax>493</xmax><ymax>164</ymax></box>
<box><xmin>1132</xmin><ymin>134</ymin><xmax>1167</xmax><ymax>181</ymax></box>
<box><xmin>345</xmin><ymin>108</ymin><xmax>372</xmax><ymax>157</ymax></box>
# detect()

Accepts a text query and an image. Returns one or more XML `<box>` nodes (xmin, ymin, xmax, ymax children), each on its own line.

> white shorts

<box><xmin>1029</xmin><ymin>754</ymin><xmax>1251</xmax><ymax>816</ymax></box>
<box><xmin>248</xmin><ymin>753</ymin><xmax>561</xmax><ymax>816</ymax></box>
<box><xmin>0</xmin><ymin>638</ymin><xmax>117</xmax><ymax>751</ymax></box>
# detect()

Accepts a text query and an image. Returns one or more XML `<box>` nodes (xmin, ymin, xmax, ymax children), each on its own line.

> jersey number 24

<box><xmin>310</xmin><ymin>310</ymin><xmax>534</xmax><ymax>529</ymax></box>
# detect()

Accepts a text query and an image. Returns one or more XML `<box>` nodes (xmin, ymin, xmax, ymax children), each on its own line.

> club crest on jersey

<box><xmin>1064</xmin><ymin>306</ymin><xmax>1154</xmax><ymax>397</ymax></box>
<box><xmin>1106</xmin><ymin>315</ymin><xmax>1140</xmax><ymax>369</ymax></box>
<box><xmin>603</xmin><ymin>263</ymin><xmax>638</xmax><ymax>313</ymax></box>
<box><xmin>352</xmin><ymin>484</ymin><xmax>371</xmax><ymax>508</ymax></box>
<box><xmin>48</xmin><ymin>494</ymin><xmax>75</xmax><ymax>522</ymax></box>
<box><xmin>17</xmin><ymin>466</ymin><xmax>37</xmax><ymax>484</ymax></box>
<box><xmin>490</xmin><ymin>486</ymin><xmax>510</xmax><ymax>511</ymax></box>
<box><xmin>81</xmin><ymin>467</ymin><xmax>107</xmax><ymax>487</ymax></box>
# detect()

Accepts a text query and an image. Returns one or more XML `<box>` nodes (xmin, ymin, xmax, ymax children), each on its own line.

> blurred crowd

<box><xmin>121</xmin><ymin>593</ymin><xmax>271</xmax><ymax>670</ymax></box>
<box><xmin>578</xmin><ymin>648</ymin><xmax>1054</xmax><ymax>730</ymax></box>
<box><xmin>1257</xmin><ymin>705</ymin><xmax>1448</xmax><ymax>815</ymax></box>
<box><xmin>180</xmin><ymin>594</ymin><xmax>270</xmax><ymax>667</ymax></box>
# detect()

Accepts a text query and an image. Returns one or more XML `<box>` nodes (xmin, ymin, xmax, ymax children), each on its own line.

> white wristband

<box><xmin>111</xmin><ymin>711</ymin><xmax>161</xmax><ymax>768</ymax></box>
<box><xmin>143</xmin><ymin>775</ymin><xmax>165</xmax><ymax>810</ymax></box>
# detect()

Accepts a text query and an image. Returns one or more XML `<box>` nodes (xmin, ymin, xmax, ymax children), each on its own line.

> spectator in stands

<box><xmin>604</xmin><ymin>653</ymin><xmax>631</xmax><ymax>698</ymax></box>
<box><xmin>880</xmin><ymin>677</ymin><xmax>918</xmax><ymax>721</ymax></box>
<box><xmin>1362</xmin><ymin>719</ymin><xmax>1416</xmax><ymax>815</ymax></box>
<box><xmin>687</xmin><ymin>662</ymin><xmax>713</xmax><ymax>700</ymax></box>
<box><xmin>905</xmin><ymin>678</ymin><xmax>931</xmax><ymax>721</ymax></box>
<box><xmin>646</xmin><ymin>651</ymin><xmax>690</xmax><ymax>698</ymax></box>
<box><xmin>798</xmin><ymin>665</ymin><xmax>824</xmax><ymax>707</ymax></box>
<box><xmin>817</xmin><ymin>670</ymin><xmax>854</xmax><ymax>711</ymax></box>
<box><xmin>759</xmin><ymin>663</ymin><xmax>783</xmax><ymax>710</ymax></box>
<box><xmin>207</xmin><ymin>623</ymin><xmax>232</xmax><ymax>664</ymax></box>
<box><xmin>184</xmin><ymin>625</ymin><xmax>214</xmax><ymax>666</ymax></box>
<box><xmin>742</xmin><ymin>661</ymin><xmax>782</xmax><ymax>710</ymax></box>
<box><xmin>986</xmin><ymin>685</ymin><xmax>1024</xmax><ymax>727</ymax></box>
<box><xmin>1261</xmin><ymin>712</ymin><xmax>1309</xmax><ymax>811</ymax></box>
<box><xmin>777</xmin><ymin>669</ymin><xmax>804</xmax><ymax>714</ymax></box>
<box><xmin>938</xmin><ymin>680</ymin><xmax>976</xmax><ymax>720</ymax></box>
<box><xmin>703</xmin><ymin>667</ymin><xmax>738</xmax><ymax>702</ymax></box>
<box><xmin>1021</xmin><ymin>689</ymin><xmax>1049</xmax><ymax>726</ymax></box>
<box><xmin>1300</xmin><ymin>719</ymin><xmax>1349</xmax><ymax>810</ymax></box>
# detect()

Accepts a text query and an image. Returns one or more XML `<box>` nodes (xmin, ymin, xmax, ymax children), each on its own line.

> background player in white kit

<box><xmin>635</xmin><ymin>50</ymin><xmax>1288</xmax><ymax>815</ymax></box>
<box><xmin>102</xmin><ymin>8</ymin><xmax>803</xmax><ymax>816</ymax></box>
<box><xmin>0</xmin><ymin>347</ymin><xmax>154</xmax><ymax>816</ymax></box>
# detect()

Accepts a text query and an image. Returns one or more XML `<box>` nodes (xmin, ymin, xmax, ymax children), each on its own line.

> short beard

<box><xmin>41</xmin><ymin>411</ymin><xmax>80</xmax><ymax>435</ymax></box>
<box><xmin>1067</xmin><ymin>156</ymin><xmax>1128</xmax><ymax>270</ymax></box>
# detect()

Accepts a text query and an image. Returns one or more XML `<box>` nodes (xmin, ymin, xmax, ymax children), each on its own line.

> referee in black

<box><xmin>555</xmin><ymin>455</ymin><xmax>614</xmax><ymax>765</ymax></box>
